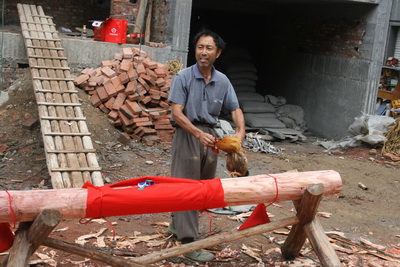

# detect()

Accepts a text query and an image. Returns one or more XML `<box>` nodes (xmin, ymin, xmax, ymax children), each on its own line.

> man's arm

<box><xmin>171</xmin><ymin>103</ymin><xmax>217</xmax><ymax>147</ymax></box>
<box><xmin>231</xmin><ymin>108</ymin><xmax>246</xmax><ymax>142</ymax></box>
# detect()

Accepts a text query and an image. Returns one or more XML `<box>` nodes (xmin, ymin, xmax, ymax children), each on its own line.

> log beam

<box><xmin>0</xmin><ymin>170</ymin><xmax>342</xmax><ymax>223</ymax></box>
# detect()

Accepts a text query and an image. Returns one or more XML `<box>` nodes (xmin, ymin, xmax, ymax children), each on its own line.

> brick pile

<box><xmin>74</xmin><ymin>47</ymin><xmax>175</xmax><ymax>145</ymax></box>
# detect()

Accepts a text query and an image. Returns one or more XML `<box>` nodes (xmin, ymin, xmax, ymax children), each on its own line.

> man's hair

<box><xmin>192</xmin><ymin>29</ymin><xmax>226</xmax><ymax>52</ymax></box>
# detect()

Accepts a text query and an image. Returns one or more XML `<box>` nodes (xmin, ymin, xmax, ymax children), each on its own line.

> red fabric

<box><xmin>83</xmin><ymin>176</ymin><xmax>227</xmax><ymax>218</ymax></box>
<box><xmin>238</xmin><ymin>203</ymin><xmax>270</xmax><ymax>231</ymax></box>
<box><xmin>0</xmin><ymin>223</ymin><xmax>14</xmax><ymax>252</ymax></box>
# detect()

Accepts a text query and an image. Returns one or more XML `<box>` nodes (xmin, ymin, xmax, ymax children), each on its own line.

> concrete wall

<box><xmin>257</xmin><ymin>2</ymin><xmax>391</xmax><ymax>139</ymax></box>
<box><xmin>0</xmin><ymin>32</ymin><xmax>177</xmax><ymax>86</ymax></box>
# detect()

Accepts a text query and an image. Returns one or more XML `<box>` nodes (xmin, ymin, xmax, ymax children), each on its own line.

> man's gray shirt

<box><xmin>168</xmin><ymin>64</ymin><xmax>239</xmax><ymax>125</ymax></box>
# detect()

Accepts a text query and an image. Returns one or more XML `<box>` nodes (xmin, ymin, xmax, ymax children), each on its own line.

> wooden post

<box><xmin>1</xmin><ymin>209</ymin><xmax>61</xmax><ymax>267</ymax></box>
<box><xmin>43</xmin><ymin>238</ymin><xmax>144</xmax><ymax>267</ymax></box>
<box><xmin>304</xmin><ymin>219</ymin><xmax>342</xmax><ymax>266</ymax></box>
<box><xmin>134</xmin><ymin>0</ymin><xmax>148</xmax><ymax>33</ymax></box>
<box><xmin>281</xmin><ymin>183</ymin><xmax>324</xmax><ymax>259</ymax></box>
<box><xmin>135</xmin><ymin>216</ymin><xmax>299</xmax><ymax>264</ymax></box>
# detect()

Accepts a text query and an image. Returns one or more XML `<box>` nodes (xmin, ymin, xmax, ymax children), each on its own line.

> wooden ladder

<box><xmin>17</xmin><ymin>3</ymin><xmax>104</xmax><ymax>188</ymax></box>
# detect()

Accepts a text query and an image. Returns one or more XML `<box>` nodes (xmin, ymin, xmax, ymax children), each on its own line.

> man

<box><xmin>168</xmin><ymin>29</ymin><xmax>245</xmax><ymax>262</ymax></box>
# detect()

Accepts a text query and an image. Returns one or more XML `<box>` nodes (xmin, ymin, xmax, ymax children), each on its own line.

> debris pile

<box><xmin>74</xmin><ymin>47</ymin><xmax>175</xmax><ymax>145</ymax></box>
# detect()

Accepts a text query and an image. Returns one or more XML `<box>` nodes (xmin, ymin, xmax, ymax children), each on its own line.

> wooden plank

<box><xmin>50</xmin><ymin>167</ymin><xmax>102</xmax><ymax>172</ymax></box>
<box><xmin>20</xmin><ymin>20</ymin><xmax>56</xmax><ymax>26</ymax></box>
<box><xmin>35</xmin><ymin>89</ymin><xmax>78</xmax><ymax>93</ymax></box>
<box><xmin>27</xmin><ymin>46</ymin><xmax>64</xmax><ymax>50</ymax></box>
<box><xmin>41</xmin><ymin>116</ymin><xmax>86</xmax><ymax>121</ymax></box>
<box><xmin>30</xmin><ymin>55</ymin><xmax>68</xmax><ymax>60</ymax></box>
<box><xmin>32</xmin><ymin>66</ymin><xmax>70</xmax><ymax>70</ymax></box>
<box><xmin>25</xmin><ymin>36</ymin><xmax>60</xmax><ymax>41</ymax></box>
<box><xmin>48</xmin><ymin>149</ymin><xmax>97</xmax><ymax>153</ymax></box>
<box><xmin>37</xmin><ymin>102</ymin><xmax>81</xmax><ymax>106</ymax></box>
<box><xmin>43</xmin><ymin>132</ymin><xmax>91</xmax><ymax>136</ymax></box>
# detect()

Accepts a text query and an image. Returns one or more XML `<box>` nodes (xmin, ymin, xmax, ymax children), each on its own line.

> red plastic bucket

<box><xmin>103</xmin><ymin>18</ymin><xmax>128</xmax><ymax>44</ymax></box>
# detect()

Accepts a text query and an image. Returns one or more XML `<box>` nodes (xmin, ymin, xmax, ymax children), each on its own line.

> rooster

<box><xmin>215</xmin><ymin>136</ymin><xmax>249</xmax><ymax>177</ymax></box>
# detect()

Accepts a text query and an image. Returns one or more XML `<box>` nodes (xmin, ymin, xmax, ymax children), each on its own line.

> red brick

<box><xmin>122</xmin><ymin>47</ymin><xmax>134</xmax><ymax>59</ymax></box>
<box><xmin>137</xmin><ymin>77</ymin><xmax>150</xmax><ymax>91</ymax></box>
<box><xmin>151</xmin><ymin>94</ymin><xmax>161</xmax><ymax>100</ymax></box>
<box><xmin>156</xmin><ymin>77</ymin><xmax>166</xmax><ymax>87</ymax></box>
<box><xmin>136</xmin><ymin>63</ymin><xmax>146</xmax><ymax>75</ymax></box>
<box><xmin>160</xmin><ymin>86</ymin><xmax>170</xmax><ymax>92</ymax></box>
<box><xmin>104</xmin><ymin>81</ymin><xmax>118</xmax><ymax>97</ymax></box>
<box><xmin>0</xmin><ymin>144</ymin><xmax>8</xmax><ymax>153</ymax></box>
<box><xmin>101</xmin><ymin>66</ymin><xmax>117</xmax><ymax>78</ymax></box>
<box><xmin>133</xmin><ymin>55</ymin><xmax>145</xmax><ymax>63</ymax></box>
<box><xmin>112</xmin><ymin>93</ymin><xmax>126</xmax><ymax>110</ymax></box>
<box><xmin>104</xmin><ymin>97</ymin><xmax>116</xmax><ymax>110</ymax></box>
<box><xmin>114</xmin><ymin>118</ymin><xmax>122</xmax><ymax>126</ymax></box>
<box><xmin>120</xmin><ymin>59</ymin><xmax>131</xmax><ymax>72</ymax></box>
<box><xmin>120</xmin><ymin>104</ymin><xmax>135</xmax><ymax>120</ymax></box>
<box><xmin>125</xmin><ymin>81</ymin><xmax>136</xmax><ymax>95</ymax></box>
<box><xmin>118</xmin><ymin>72</ymin><xmax>130</xmax><ymax>84</ymax></box>
<box><xmin>134</xmin><ymin>121</ymin><xmax>154</xmax><ymax>127</ymax></box>
<box><xmin>160</xmin><ymin>91</ymin><xmax>169</xmax><ymax>98</ymax></box>
<box><xmin>111</xmin><ymin>76</ymin><xmax>125</xmax><ymax>93</ymax></box>
<box><xmin>22</xmin><ymin>118</ymin><xmax>38</xmax><ymax>129</ymax></box>
<box><xmin>141</xmin><ymin>95</ymin><xmax>152</xmax><ymax>104</ymax></box>
<box><xmin>155</xmin><ymin>124</ymin><xmax>174</xmax><ymax>130</ymax></box>
<box><xmin>153</xmin><ymin>119</ymin><xmax>170</xmax><ymax>125</ymax></box>
<box><xmin>118</xmin><ymin>111</ymin><xmax>133</xmax><ymax>126</ymax></box>
<box><xmin>122</xmin><ymin>126</ymin><xmax>135</xmax><ymax>134</ymax></box>
<box><xmin>118</xmin><ymin>132</ymin><xmax>131</xmax><ymax>145</ymax></box>
<box><xmin>141</xmin><ymin>74</ymin><xmax>156</xmax><ymax>86</ymax></box>
<box><xmin>130</xmin><ymin>133</ymin><xmax>142</xmax><ymax>142</ymax></box>
<box><xmin>74</xmin><ymin>74</ymin><xmax>89</xmax><ymax>85</ymax></box>
<box><xmin>154</xmin><ymin>68</ymin><xmax>167</xmax><ymax>77</ymax></box>
<box><xmin>143</xmin><ymin>61</ymin><xmax>158</xmax><ymax>69</ymax></box>
<box><xmin>114</xmin><ymin>53</ymin><xmax>123</xmax><ymax>61</ymax></box>
<box><xmin>126</xmin><ymin>100</ymin><xmax>142</xmax><ymax>115</ymax></box>
<box><xmin>127</xmin><ymin>68</ymin><xmax>138</xmax><ymax>81</ymax></box>
<box><xmin>128</xmin><ymin>94</ymin><xmax>140</xmax><ymax>101</ymax></box>
<box><xmin>81</xmin><ymin>68</ymin><xmax>91</xmax><ymax>75</ymax></box>
<box><xmin>99</xmin><ymin>104</ymin><xmax>110</xmax><ymax>114</ymax></box>
<box><xmin>90</xmin><ymin>92</ymin><xmax>102</xmax><ymax>107</ymax></box>
<box><xmin>159</xmin><ymin>101</ymin><xmax>170</xmax><ymax>108</ymax></box>
<box><xmin>96</xmin><ymin>86</ymin><xmax>110</xmax><ymax>102</ymax></box>
<box><xmin>132</xmin><ymin>117</ymin><xmax>150</xmax><ymax>123</ymax></box>
<box><xmin>132</xmin><ymin>47</ymin><xmax>148</xmax><ymax>57</ymax></box>
<box><xmin>102</xmin><ymin>60</ymin><xmax>113</xmax><ymax>68</ymax></box>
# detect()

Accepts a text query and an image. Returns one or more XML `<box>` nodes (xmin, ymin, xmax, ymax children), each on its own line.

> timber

<box><xmin>0</xmin><ymin>170</ymin><xmax>342</xmax><ymax>223</ymax></box>
<box><xmin>1</xmin><ymin>209</ymin><xmax>61</xmax><ymax>267</ymax></box>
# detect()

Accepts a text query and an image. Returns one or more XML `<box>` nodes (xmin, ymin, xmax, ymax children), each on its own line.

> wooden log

<box><xmin>1</xmin><ymin>209</ymin><xmax>61</xmax><ymax>267</ymax></box>
<box><xmin>43</xmin><ymin>238</ymin><xmax>144</xmax><ymax>267</ymax></box>
<box><xmin>281</xmin><ymin>183</ymin><xmax>324</xmax><ymax>259</ymax></box>
<box><xmin>304</xmin><ymin>219</ymin><xmax>342</xmax><ymax>267</ymax></box>
<box><xmin>135</xmin><ymin>216</ymin><xmax>299</xmax><ymax>264</ymax></box>
<box><xmin>0</xmin><ymin>170</ymin><xmax>342</xmax><ymax>223</ymax></box>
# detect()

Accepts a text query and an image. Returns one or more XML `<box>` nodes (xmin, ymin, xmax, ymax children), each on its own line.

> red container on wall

<box><xmin>93</xmin><ymin>18</ymin><xmax>128</xmax><ymax>44</ymax></box>
<box><xmin>104</xmin><ymin>18</ymin><xmax>128</xmax><ymax>44</ymax></box>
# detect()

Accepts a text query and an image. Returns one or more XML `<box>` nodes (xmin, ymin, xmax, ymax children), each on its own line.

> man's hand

<box><xmin>198</xmin><ymin>132</ymin><xmax>216</xmax><ymax>147</ymax></box>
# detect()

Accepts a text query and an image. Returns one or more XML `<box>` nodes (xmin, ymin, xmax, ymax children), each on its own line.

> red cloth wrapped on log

<box><xmin>83</xmin><ymin>176</ymin><xmax>228</xmax><ymax>218</ymax></box>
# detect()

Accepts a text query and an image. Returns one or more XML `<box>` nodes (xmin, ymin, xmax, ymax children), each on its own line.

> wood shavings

<box><xmin>382</xmin><ymin>117</ymin><xmax>400</xmax><ymax>156</ymax></box>
<box><xmin>75</xmin><ymin>227</ymin><xmax>107</xmax><ymax>245</ymax></box>
<box><xmin>360</xmin><ymin>237</ymin><xmax>387</xmax><ymax>251</ymax></box>
<box><xmin>165</xmin><ymin>57</ymin><xmax>183</xmax><ymax>75</ymax></box>
<box><xmin>241</xmin><ymin>244</ymin><xmax>262</xmax><ymax>263</ymax></box>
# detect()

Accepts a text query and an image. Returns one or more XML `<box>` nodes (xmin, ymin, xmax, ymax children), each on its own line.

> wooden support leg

<box><xmin>281</xmin><ymin>183</ymin><xmax>324</xmax><ymax>259</ymax></box>
<box><xmin>1</xmin><ymin>209</ymin><xmax>61</xmax><ymax>267</ymax></box>
<box><xmin>304</xmin><ymin>218</ymin><xmax>341</xmax><ymax>267</ymax></box>
<box><xmin>42</xmin><ymin>238</ymin><xmax>144</xmax><ymax>267</ymax></box>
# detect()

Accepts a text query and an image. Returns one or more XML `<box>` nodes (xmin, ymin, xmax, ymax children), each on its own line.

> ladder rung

<box><xmin>29</xmin><ymin>55</ymin><xmax>67</xmax><ymax>60</ymax></box>
<box><xmin>44</xmin><ymin>132</ymin><xmax>91</xmax><ymax>136</ymax></box>
<box><xmin>47</xmin><ymin>149</ymin><xmax>97</xmax><ymax>153</ymax></box>
<box><xmin>31</xmin><ymin>66</ymin><xmax>70</xmax><ymax>70</ymax></box>
<box><xmin>50</xmin><ymin>167</ymin><xmax>102</xmax><ymax>172</ymax></box>
<box><xmin>37</xmin><ymin>102</ymin><xmax>81</xmax><ymax>106</ymax></box>
<box><xmin>32</xmin><ymin>77</ymin><xmax>74</xmax><ymax>81</ymax></box>
<box><xmin>31</xmin><ymin>15</ymin><xmax>53</xmax><ymax>18</ymax></box>
<box><xmin>41</xmin><ymin>116</ymin><xmax>86</xmax><ymax>121</ymax></box>
<box><xmin>27</xmin><ymin>45</ymin><xmax>64</xmax><ymax>50</ymax></box>
<box><xmin>25</xmin><ymin>36</ymin><xmax>60</xmax><ymax>41</ymax></box>
<box><xmin>35</xmin><ymin>89</ymin><xmax>78</xmax><ymax>93</ymax></box>
<box><xmin>20</xmin><ymin>20</ymin><xmax>56</xmax><ymax>26</ymax></box>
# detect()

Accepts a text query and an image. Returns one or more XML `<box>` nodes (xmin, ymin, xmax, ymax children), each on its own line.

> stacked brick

<box><xmin>74</xmin><ymin>47</ymin><xmax>175</xmax><ymax>145</ymax></box>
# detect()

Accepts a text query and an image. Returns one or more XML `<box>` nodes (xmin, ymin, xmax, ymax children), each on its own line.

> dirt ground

<box><xmin>1</xmin><ymin>69</ymin><xmax>400</xmax><ymax>266</ymax></box>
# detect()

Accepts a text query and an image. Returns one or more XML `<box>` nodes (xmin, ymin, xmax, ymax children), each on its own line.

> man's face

<box><xmin>195</xmin><ymin>35</ymin><xmax>221</xmax><ymax>68</ymax></box>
